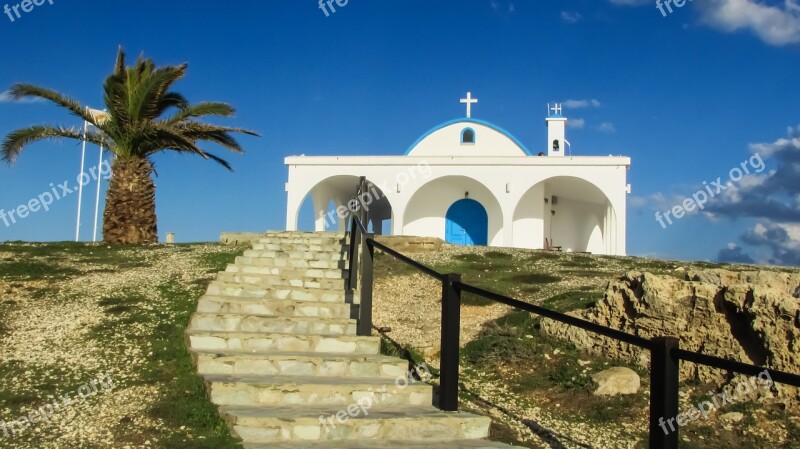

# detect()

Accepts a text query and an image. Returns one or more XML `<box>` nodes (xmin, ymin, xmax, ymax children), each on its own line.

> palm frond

<box><xmin>126</xmin><ymin>62</ymin><xmax>187</xmax><ymax>122</ymax></box>
<box><xmin>157</xmin><ymin>92</ymin><xmax>189</xmax><ymax>115</ymax></box>
<box><xmin>8</xmin><ymin>85</ymin><xmax>92</xmax><ymax>122</ymax></box>
<box><xmin>167</xmin><ymin>147</ymin><xmax>234</xmax><ymax>171</ymax></box>
<box><xmin>174</xmin><ymin>122</ymin><xmax>259</xmax><ymax>154</ymax></box>
<box><xmin>4</xmin><ymin>47</ymin><xmax>259</xmax><ymax>171</ymax></box>
<box><xmin>2</xmin><ymin>125</ymin><xmax>105</xmax><ymax>165</ymax></box>
<box><xmin>113</xmin><ymin>46</ymin><xmax>127</xmax><ymax>79</ymax></box>
<box><xmin>164</xmin><ymin>102</ymin><xmax>236</xmax><ymax>124</ymax></box>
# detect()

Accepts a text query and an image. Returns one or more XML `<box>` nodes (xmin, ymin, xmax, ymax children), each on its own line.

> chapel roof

<box><xmin>405</xmin><ymin>118</ymin><xmax>532</xmax><ymax>157</ymax></box>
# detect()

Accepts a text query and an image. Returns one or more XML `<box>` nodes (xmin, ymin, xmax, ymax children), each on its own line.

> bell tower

<box><xmin>546</xmin><ymin>103</ymin><xmax>567</xmax><ymax>157</ymax></box>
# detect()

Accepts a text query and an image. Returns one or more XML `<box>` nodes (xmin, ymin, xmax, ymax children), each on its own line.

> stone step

<box><xmin>186</xmin><ymin>331</ymin><xmax>380</xmax><ymax>355</ymax></box>
<box><xmin>263</xmin><ymin>231</ymin><xmax>345</xmax><ymax>239</ymax></box>
<box><xmin>251</xmin><ymin>242</ymin><xmax>347</xmax><ymax>253</ymax></box>
<box><xmin>192</xmin><ymin>350</ymin><xmax>409</xmax><ymax>378</ymax></box>
<box><xmin>205</xmin><ymin>375</ymin><xmax>432</xmax><ymax>407</ymax></box>
<box><xmin>207</xmin><ymin>281</ymin><xmax>348</xmax><ymax>302</ymax></box>
<box><xmin>244</xmin><ymin>441</ymin><xmax>513</xmax><ymax>449</ymax></box>
<box><xmin>214</xmin><ymin>272</ymin><xmax>346</xmax><ymax>291</ymax></box>
<box><xmin>188</xmin><ymin>313</ymin><xmax>357</xmax><ymax>335</ymax></box>
<box><xmin>243</xmin><ymin>249</ymin><xmax>348</xmax><ymax>261</ymax></box>
<box><xmin>197</xmin><ymin>296</ymin><xmax>355</xmax><ymax>319</ymax></box>
<box><xmin>257</xmin><ymin>236</ymin><xmax>346</xmax><ymax>245</ymax></box>
<box><xmin>225</xmin><ymin>264</ymin><xmax>346</xmax><ymax>280</ymax></box>
<box><xmin>221</xmin><ymin>405</ymin><xmax>490</xmax><ymax>443</ymax></box>
<box><xmin>261</xmin><ymin>231</ymin><xmax>345</xmax><ymax>238</ymax></box>
<box><xmin>235</xmin><ymin>256</ymin><xmax>346</xmax><ymax>270</ymax></box>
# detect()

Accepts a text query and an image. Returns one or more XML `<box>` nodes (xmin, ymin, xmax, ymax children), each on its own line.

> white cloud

<box><xmin>491</xmin><ymin>1</ymin><xmax>515</xmax><ymax>13</ymax></box>
<box><xmin>567</xmin><ymin>118</ymin><xmax>586</xmax><ymax>129</ymax></box>
<box><xmin>561</xmin><ymin>11</ymin><xmax>582</xmax><ymax>23</ymax></box>
<box><xmin>0</xmin><ymin>90</ymin><xmax>44</xmax><ymax>104</ymax></box>
<box><xmin>696</xmin><ymin>0</ymin><xmax>800</xmax><ymax>46</ymax></box>
<box><xmin>562</xmin><ymin>98</ymin><xmax>602</xmax><ymax>109</ymax></box>
<box><xmin>608</xmin><ymin>0</ymin><xmax>800</xmax><ymax>46</ymax></box>
<box><xmin>596</xmin><ymin>122</ymin><xmax>616</xmax><ymax>133</ymax></box>
<box><xmin>748</xmin><ymin>124</ymin><xmax>800</xmax><ymax>157</ymax></box>
<box><xmin>736</xmin><ymin>221</ymin><xmax>800</xmax><ymax>265</ymax></box>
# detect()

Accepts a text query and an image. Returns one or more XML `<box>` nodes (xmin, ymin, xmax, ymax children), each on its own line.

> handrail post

<box><xmin>439</xmin><ymin>273</ymin><xmax>462</xmax><ymax>412</ymax></box>
<box><xmin>348</xmin><ymin>218</ymin><xmax>360</xmax><ymax>291</ymax></box>
<box><xmin>357</xmin><ymin>232</ymin><xmax>374</xmax><ymax>336</ymax></box>
<box><xmin>650</xmin><ymin>337</ymin><xmax>680</xmax><ymax>449</ymax></box>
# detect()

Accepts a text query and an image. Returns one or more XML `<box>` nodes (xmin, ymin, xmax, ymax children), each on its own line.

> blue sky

<box><xmin>1</xmin><ymin>0</ymin><xmax>799</xmax><ymax>265</ymax></box>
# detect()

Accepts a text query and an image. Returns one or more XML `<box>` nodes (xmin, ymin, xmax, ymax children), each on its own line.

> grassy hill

<box><xmin>0</xmin><ymin>241</ymin><xmax>797</xmax><ymax>448</ymax></box>
<box><xmin>371</xmin><ymin>243</ymin><xmax>800</xmax><ymax>449</ymax></box>
<box><xmin>0</xmin><ymin>242</ymin><xmax>246</xmax><ymax>449</ymax></box>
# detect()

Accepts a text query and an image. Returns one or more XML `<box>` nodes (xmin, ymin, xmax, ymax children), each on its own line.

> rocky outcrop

<box><xmin>540</xmin><ymin>269</ymin><xmax>800</xmax><ymax>402</ymax></box>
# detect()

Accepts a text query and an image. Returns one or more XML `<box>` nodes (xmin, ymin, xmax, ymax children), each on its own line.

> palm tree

<box><xmin>2</xmin><ymin>48</ymin><xmax>258</xmax><ymax>244</ymax></box>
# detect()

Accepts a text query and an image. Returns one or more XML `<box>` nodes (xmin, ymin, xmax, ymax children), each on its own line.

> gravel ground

<box><xmin>2</xmin><ymin>241</ymin><xmax>795</xmax><ymax>449</ymax></box>
<box><xmin>370</xmin><ymin>242</ymin><xmax>800</xmax><ymax>449</ymax></box>
<box><xmin>0</xmin><ymin>244</ymin><xmax>241</xmax><ymax>449</ymax></box>
<box><xmin>372</xmin><ymin>243</ymin><xmax>642</xmax><ymax>448</ymax></box>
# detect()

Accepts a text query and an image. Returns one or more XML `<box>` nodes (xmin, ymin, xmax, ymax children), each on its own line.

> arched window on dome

<box><xmin>461</xmin><ymin>128</ymin><xmax>476</xmax><ymax>145</ymax></box>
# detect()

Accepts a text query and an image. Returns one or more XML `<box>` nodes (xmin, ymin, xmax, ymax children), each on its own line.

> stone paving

<box><xmin>186</xmin><ymin>231</ymin><xmax>515</xmax><ymax>447</ymax></box>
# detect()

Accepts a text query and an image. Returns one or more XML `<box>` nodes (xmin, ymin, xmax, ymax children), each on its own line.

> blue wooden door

<box><xmin>445</xmin><ymin>199</ymin><xmax>488</xmax><ymax>246</ymax></box>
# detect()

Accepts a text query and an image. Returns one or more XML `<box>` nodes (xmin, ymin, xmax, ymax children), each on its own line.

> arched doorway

<box><xmin>291</xmin><ymin>176</ymin><xmax>394</xmax><ymax>234</ymax></box>
<box><xmin>445</xmin><ymin>199</ymin><xmax>488</xmax><ymax>246</ymax></box>
<box><xmin>512</xmin><ymin>176</ymin><xmax>615</xmax><ymax>253</ymax></box>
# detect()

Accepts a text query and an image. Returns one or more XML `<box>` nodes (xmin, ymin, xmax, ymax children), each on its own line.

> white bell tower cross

<box><xmin>546</xmin><ymin>103</ymin><xmax>567</xmax><ymax>157</ymax></box>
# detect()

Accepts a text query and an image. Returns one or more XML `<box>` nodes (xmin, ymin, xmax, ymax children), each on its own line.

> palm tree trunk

<box><xmin>102</xmin><ymin>157</ymin><xmax>158</xmax><ymax>244</ymax></box>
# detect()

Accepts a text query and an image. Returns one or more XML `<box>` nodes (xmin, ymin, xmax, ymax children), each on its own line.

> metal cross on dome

<box><xmin>460</xmin><ymin>92</ymin><xmax>478</xmax><ymax>118</ymax></box>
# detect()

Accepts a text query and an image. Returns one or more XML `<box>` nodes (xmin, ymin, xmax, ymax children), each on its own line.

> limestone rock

<box><xmin>591</xmin><ymin>367</ymin><xmax>640</xmax><ymax>396</ymax></box>
<box><xmin>721</xmin><ymin>412</ymin><xmax>744</xmax><ymax>423</ymax></box>
<box><xmin>540</xmin><ymin>269</ymin><xmax>800</xmax><ymax>403</ymax></box>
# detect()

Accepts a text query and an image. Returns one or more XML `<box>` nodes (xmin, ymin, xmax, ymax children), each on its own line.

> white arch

<box><xmin>512</xmin><ymin>176</ymin><xmax>617</xmax><ymax>254</ymax></box>
<box><xmin>402</xmin><ymin>175</ymin><xmax>504</xmax><ymax>246</ymax></box>
<box><xmin>290</xmin><ymin>175</ymin><xmax>394</xmax><ymax>233</ymax></box>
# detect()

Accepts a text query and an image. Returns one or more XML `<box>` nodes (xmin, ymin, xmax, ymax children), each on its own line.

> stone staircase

<box><xmin>186</xmin><ymin>231</ymin><xmax>514</xmax><ymax>448</ymax></box>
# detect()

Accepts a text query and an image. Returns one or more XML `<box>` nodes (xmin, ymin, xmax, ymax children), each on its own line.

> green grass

<box><xmin>80</xmin><ymin>247</ymin><xmax>243</xmax><ymax>448</ymax></box>
<box><xmin>0</xmin><ymin>243</ymin><xmax>245</xmax><ymax>449</ymax></box>
<box><xmin>510</xmin><ymin>273</ymin><xmax>561</xmax><ymax>284</ymax></box>
<box><xmin>0</xmin><ymin>260</ymin><xmax>82</xmax><ymax>281</ymax></box>
<box><xmin>561</xmin><ymin>255</ymin><xmax>596</xmax><ymax>267</ymax></box>
<box><xmin>540</xmin><ymin>290</ymin><xmax>604</xmax><ymax>313</ymax></box>
<box><xmin>0</xmin><ymin>361</ymin><xmax>94</xmax><ymax>410</ymax></box>
<box><xmin>462</xmin><ymin>310</ymin><xmax>650</xmax><ymax>425</ymax></box>
<box><xmin>198</xmin><ymin>246</ymin><xmax>247</xmax><ymax>274</ymax></box>
<box><xmin>379</xmin><ymin>334</ymin><xmax>438</xmax><ymax>379</ymax></box>
<box><xmin>140</xmin><ymin>278</ymin><xmax>242</xmax><ymax>449</ymax></box>
<box><xmin>431</xmin><ymin>253</ymin><xmax>562</xmax><ymax>305</ymax></box>
<box><xmin>0</xmin><ymin>242</ymin><xmax>152</xmax><ymax>281</ymax></box>
<box><xmin>787</xmin><ymin>419</ymin><xmax>800</xmax><ymax>448</ymax></box>
<box><xmin>484</xmin><ymin>251</ymin><xmax>513</xmax><ymax>261</ymax></box>
<box><xmin>0</xmin><ymin>298</ymin><xmax>14</xmax><ymax>337</ymax></box>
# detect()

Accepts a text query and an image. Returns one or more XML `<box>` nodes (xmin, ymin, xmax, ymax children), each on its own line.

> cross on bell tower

<box><xmin>546</xmin><ymin>102</ymin><xmax>567</xmax><ymax>157</ymax></box>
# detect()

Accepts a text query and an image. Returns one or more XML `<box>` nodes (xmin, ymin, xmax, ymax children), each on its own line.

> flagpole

<box><xmin>75</xmin><ymin>119</ymin><xmax>88</xmax><ymax>242</ymax></box>
<box><xmin>92</xmin><ymin>144</ymin><xmax>104</xmax><ymax>242</ymax></box>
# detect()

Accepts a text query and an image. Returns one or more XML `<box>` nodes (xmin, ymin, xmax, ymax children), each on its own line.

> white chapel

<box><xmin>284</xmin><ymin>94</ymin><xmax>631</xmax><ymax>255</ymax></box>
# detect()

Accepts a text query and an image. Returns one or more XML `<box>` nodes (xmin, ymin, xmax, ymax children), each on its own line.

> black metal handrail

<box><xmin>455</xmin><ymin>282</ymin><xmax>653</xmax><ymax>350</ymax></box>
<box><xmin>370</xmin><ymin>239</ymin><xmax>446</xmax><ymax>281</ymax></box>
<box><xmin>673</xmin><ymin>348</ymin><xmax>800</xmax><ymax>386</ymax></box>
<box><xmin>345</xmin><ymin>215</ymin><xmax>800</xmax><ymax>449</ymax></box>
